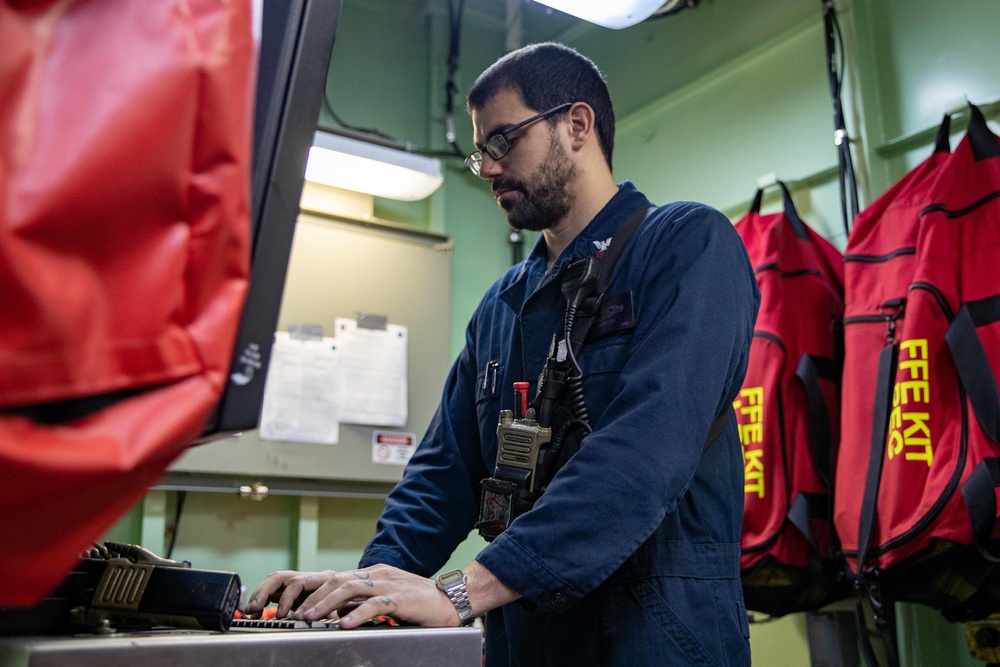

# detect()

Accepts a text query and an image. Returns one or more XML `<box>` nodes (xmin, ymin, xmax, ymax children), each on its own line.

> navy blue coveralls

<box><xmin>360</xmin><ymin>182</ymin><xmax>760</xmax><ymax>666</ymax></box>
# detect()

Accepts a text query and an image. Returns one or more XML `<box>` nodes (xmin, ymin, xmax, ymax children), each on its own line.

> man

<box><xmin>246</xmin><ymin>42</ymin><xmax>759</xmax><ymax>666</ymax></box>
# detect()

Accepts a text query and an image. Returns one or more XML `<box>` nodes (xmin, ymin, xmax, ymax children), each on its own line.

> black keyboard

<box><xmin>230</xmin><ymin>618</ymin><xmax>340</xmax><ymax>631</ymax></box>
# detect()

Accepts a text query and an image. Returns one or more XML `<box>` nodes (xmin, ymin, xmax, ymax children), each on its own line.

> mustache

<box><xmin>492</xmin><ymin>178</ymin><xmax>525</xmax><ymax>196</ymax></box>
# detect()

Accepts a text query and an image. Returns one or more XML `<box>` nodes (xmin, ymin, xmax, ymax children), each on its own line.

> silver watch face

<box><xmin>436</xmin><ymin>569</ymin><xmax>474</xmax><ymax>624</ymax></box>
<box><xmin>437</xmin><ymin>569</ymin><xmax>465</xmax><ymax>588</ymax></box>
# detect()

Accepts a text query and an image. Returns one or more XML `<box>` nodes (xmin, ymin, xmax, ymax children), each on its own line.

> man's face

<box><xmin>471</xmin><ymin>91</ymin><xmax>577</xmax><ymax>232</ymax></box>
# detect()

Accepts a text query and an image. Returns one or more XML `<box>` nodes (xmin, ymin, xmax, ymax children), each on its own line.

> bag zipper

<box><xmin>755</xmin><ymin>263</ymin><xmax>822</xmax><ymax>279</ymax></box>
<box><xmin>843</xmin><ymin>248</ymin><xmax>916</xmax><ymax>263</ymax></box>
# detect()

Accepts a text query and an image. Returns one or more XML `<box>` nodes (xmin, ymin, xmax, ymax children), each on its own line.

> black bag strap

<box><xmin>853</xmin><ymin>343</ymin><xmax>901</xmax><ymax>667</ymax></box>
<box><xmin>856</xmin><ymin>343</ymin><xmax>898</xmax><ymax>574</ymax></box>
<box><xmin>787</xmin><ymin>491</ymin><xmax>828</xmax><ymax>548</ymax></box>
<box><xmin>597</xmin><ymin>205</ymin><xmax>652</xmax><ymax>292</ymax></box>
<box><xmin>795</xmin><ymin>353</ymin><xmax>838</xmax><ymax>487</ymax></box>
<box><xmin>567</xmin><ymin>205</ymin><xmax>652</xmax><ymax>355</ymax></box>
<box><xmin>567</xmin><ymin>205</ymin><xmax>730</xmax><ymax>453</ymax></box>
<box><xmin>749</xmin><ymin>180</ymin><xmax>810</xmax><ymax>240</ymax></box>
<box><xmin>553</xmin><ymin>206</ymin><xmax>651</xmax><ymax>430</ymax></box>
<box><xmin>703</xmin><ymin>409</ymin><xmax>731</xmax><ymax>452</ymax></box>
<box><xmin>855</xmin><ymin>585</ymin><xmax>900</xmax><ymax>667</ymax></box>
<box><xmin>963</xmin><ymin>458</ymin><xmax>1000</xmax><ymax>563</ymax></box>
<box><xmin>946</xmin><ymin>294</ymin><xmax>1000</xmax><ymax>443</ymax></box>
<box><xmin>949</xmin><ymin>293</ymin><xmax>1000</xmax><ymax>562</ymax></box>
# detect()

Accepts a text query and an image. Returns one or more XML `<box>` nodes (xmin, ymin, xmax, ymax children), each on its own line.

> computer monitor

<box><xmin>200</xmin><ymin>0</ymin><xmax>342</xmax><ymax>438</ymax></box>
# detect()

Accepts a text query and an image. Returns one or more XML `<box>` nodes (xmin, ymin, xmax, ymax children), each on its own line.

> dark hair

<box><xmin>467</xmin><ymin>42</ymin><xmax>614</xmax><ymax>170</ymax></box>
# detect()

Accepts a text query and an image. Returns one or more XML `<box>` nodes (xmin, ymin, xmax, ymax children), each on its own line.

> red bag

<box><xmin>848</xmin><ymin>103</ymin><xmax>1000</xmax><ymax>624</ymax></box>
<box><xmin>834</xmin><ymin>116</ymin><xmax>952</xmax><ymax>576</ymax></box>
<box><xmin>733</xmin><ymin>182</ymin><xmax>847</xmax><ymax>616</ymax></box>
<box><xmin>0</xmin><ymin>0</ymin><xmax>254</xmax><ymax>605</ymax></box>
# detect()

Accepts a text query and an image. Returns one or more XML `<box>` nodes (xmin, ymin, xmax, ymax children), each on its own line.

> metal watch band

<box><xmin>435</xmin><ymin>569</ymin><xmax>475</xmax><ymax>626</ymax></box>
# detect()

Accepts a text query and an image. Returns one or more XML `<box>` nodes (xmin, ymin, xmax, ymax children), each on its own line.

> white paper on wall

<box><xmin>258</xmin><ymin>331</ymin><xmax>342</xmax><ymax>444</ymax></box>
<box><xmin>334</xmin><ymin>317</ymin><xmax>408</xmax><ymax>427</ymax></box>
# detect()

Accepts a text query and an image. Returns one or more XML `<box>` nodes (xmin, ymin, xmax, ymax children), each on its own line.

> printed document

<box><xmin>258</xmin><ymin>332</ymin><xmax>342</xmax><ymax>444</ymax></box>
<box><xmin>334</xmin><ymin>317</ymin><xmax>408</xmax><ymax>427</ymax></box>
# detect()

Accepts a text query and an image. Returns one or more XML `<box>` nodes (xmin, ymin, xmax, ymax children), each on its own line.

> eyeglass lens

<box><xmin>484</xmin><ymin>135</ymin><xmax>510</xmax><ymax>161</ymax></box>
<box><xmin>466</xmin><ymin>134</ymin><xmax>511</xmax><ymax>176</ymax></box>
<box><xmin>466</xmin><ymin>103</ymin><xmax>572</xmax><ymax>175</ymax></box>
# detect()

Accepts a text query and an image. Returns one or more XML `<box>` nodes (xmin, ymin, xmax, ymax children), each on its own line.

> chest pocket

<box><xmin>546</xmin><ymin>334</ymin><xmax>633</xmax><ymax>473</ymax></box>
<box><xmin>577</xmin><ymin>335</ymin><xmax>633</xmax><ymax>422</ymax></box>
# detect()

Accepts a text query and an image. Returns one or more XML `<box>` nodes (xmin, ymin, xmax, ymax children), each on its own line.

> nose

<box><xmin>477</xmin><ymin>152</ymin><xmax>502</xmax><ymax>180</ymax></box>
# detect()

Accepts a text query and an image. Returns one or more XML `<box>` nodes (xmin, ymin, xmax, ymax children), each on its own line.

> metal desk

<box><xmin>0</xmin><ymin>626</ymin><xmax>483</xmax><ymax>667</ymax></box>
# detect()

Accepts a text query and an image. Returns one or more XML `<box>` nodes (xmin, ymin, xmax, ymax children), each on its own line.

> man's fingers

<box><xmin>336</xmin><ymin>600</ymin><xmax>363</xmax><ymax>617</ymax></box>
<box><xmin>274</xmin><ymin>580</ymin><xmax>308</xmax><ymax>618</ymax></box>
<box><xmin>243</xmin><ymin>570</ymin><xmax>339</xmax><ymax>619</ymax></box>
<box><xmin>247</xmin><ymin>567</ymin><xmax>451</xmax><ymax>628</ymax></box>
<box><xmin>275</xmin><ymin>571</ymin><xmax>336</xmax><ymax>617</ymax></box>
<box><xmin>245</xmin><ymin>570</ymin><xmax>298</xmax><ymax>616</ymax></box>
<box><xmin>333</xmin><ymin>595</ymin><xmax>400</xmax><ymax>629</ymax></box>
<box><xmin>297</xmin><ymin>577</ymin><xmax>378</xmax><ymax>621</ymax></box>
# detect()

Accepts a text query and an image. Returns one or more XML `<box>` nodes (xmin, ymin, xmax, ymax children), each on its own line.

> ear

<box><xmin>565</xmin><ymin>102</ymin><xmax>596</xmax><ymax>152</ymax></box>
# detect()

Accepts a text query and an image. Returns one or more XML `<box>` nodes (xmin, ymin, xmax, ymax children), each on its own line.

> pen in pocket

<box><xmin>484</xmin><ymin>360</ymin><xmax>499</xmax><ymax>395</ymax></box>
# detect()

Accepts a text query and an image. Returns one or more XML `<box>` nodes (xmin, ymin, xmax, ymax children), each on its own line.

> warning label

<box><xmin>372</xmin><ymin>431</ymin><xmax>417</xmax><ymax>466</ymax></box>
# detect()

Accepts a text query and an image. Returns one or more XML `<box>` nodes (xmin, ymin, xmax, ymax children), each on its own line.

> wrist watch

<box><xmin>435</xmin><ymin>569</ymin><xmax>476</xmax><ymax>626</ymax></box>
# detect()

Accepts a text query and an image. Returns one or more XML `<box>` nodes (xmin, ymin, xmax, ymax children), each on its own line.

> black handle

<box><xmin>967</xmin><ymin>102</ymin><xmax>1000</xmax><ymax>161</ymax></box>
<box><xmin>934</xmin><ymin>113</ymin><xmax>952</xmax><ymax>154</ymax></box>
<box><xmin>749</xmin><ymin>180</ymin><xmax>809</xmax><ymax>240</ymax></box>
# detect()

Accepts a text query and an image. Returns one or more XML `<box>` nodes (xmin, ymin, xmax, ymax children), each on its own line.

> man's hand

<box><xmin>243</xmin><ymin>565</ymin><xmax>462</xmax><ymax>628</ymax></box>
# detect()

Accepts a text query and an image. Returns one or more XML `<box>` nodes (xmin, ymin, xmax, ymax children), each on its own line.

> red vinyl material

<box><xmin>0</xmin><ymin>0</ymin><xmax>254</xmax><ymax>605</ymax></box>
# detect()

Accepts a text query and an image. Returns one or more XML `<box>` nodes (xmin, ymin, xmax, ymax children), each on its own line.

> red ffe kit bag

<box><xmin>849</xmin><ymin>104</ymin><xmax>1000</xmax><ymax>630</ymax></box>
<box><xmin>733</xmin><ymin>181</ymin><xmax>847</xmax><ymax>616</ymax></box>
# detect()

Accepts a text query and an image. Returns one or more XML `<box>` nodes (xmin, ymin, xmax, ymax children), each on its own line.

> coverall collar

<box><xmin>498</xmin><ymin>181</ymin><xmax>652</xmax><ymax>311</ymax></box>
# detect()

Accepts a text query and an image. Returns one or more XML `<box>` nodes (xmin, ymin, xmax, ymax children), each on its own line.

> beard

<box><xmin>493</xmin><ymin>135</ymin><xmax>577</xmax><ymax>232</ymax></box>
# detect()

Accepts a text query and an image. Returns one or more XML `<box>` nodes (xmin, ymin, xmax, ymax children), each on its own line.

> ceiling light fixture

<box><xmin>533</xmin><ymin>0</ymin><xmax>692</xmax><ymax>29</ymax></box>
<box><xmin>305</xmin><ymin>131</ymin><xmax>444</xmax><ymax>202</ymax></box>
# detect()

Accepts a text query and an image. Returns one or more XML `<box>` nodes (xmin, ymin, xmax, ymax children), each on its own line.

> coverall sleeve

<box><xmin>475</xmin><ymin>203</ymin><xmax>759</xmax><ymax>608</ymax></box>
<box><xmin>359</xmin><ymin>301</ymin><xmax>492</xmax><ymax>576</ymax></box>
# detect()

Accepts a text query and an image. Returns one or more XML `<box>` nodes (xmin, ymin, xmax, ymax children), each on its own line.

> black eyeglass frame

<box><xmin>465</xmin><ymin>102</ymin><xmax>573</xmax><ymax>175</ymax></box>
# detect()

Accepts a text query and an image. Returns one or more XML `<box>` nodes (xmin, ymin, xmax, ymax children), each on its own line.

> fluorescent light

<box><xmin>305</xmin><ymin>131</ymin><xmax>444</xmax><ymax>202</ymax></box>
<box><xmin>533</xmin><ymin>0</ymin><xmax>667</xmax><ymax>29</ymax></box>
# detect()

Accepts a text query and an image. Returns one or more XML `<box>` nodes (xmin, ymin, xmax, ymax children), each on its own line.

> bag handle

<box><xmin>933</xmin><ymin>113</ymin><xmax>952</xmax><ymax>154</ymax></box>
<box><xmin>749</xmin><ymin>180</ymin><xmax>810</xmax><ymax>240</ymax></box>
<box><xmin>967</xmin><ymin>102</ymin><xmax>1000</xmax><ymax>161</ymax></box>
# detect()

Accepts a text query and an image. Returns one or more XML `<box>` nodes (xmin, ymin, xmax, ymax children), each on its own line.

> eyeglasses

<box><xmin>465</xmin><ymin>102</ymin><xmax>573</xmax><ymax>175</ymax></box>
